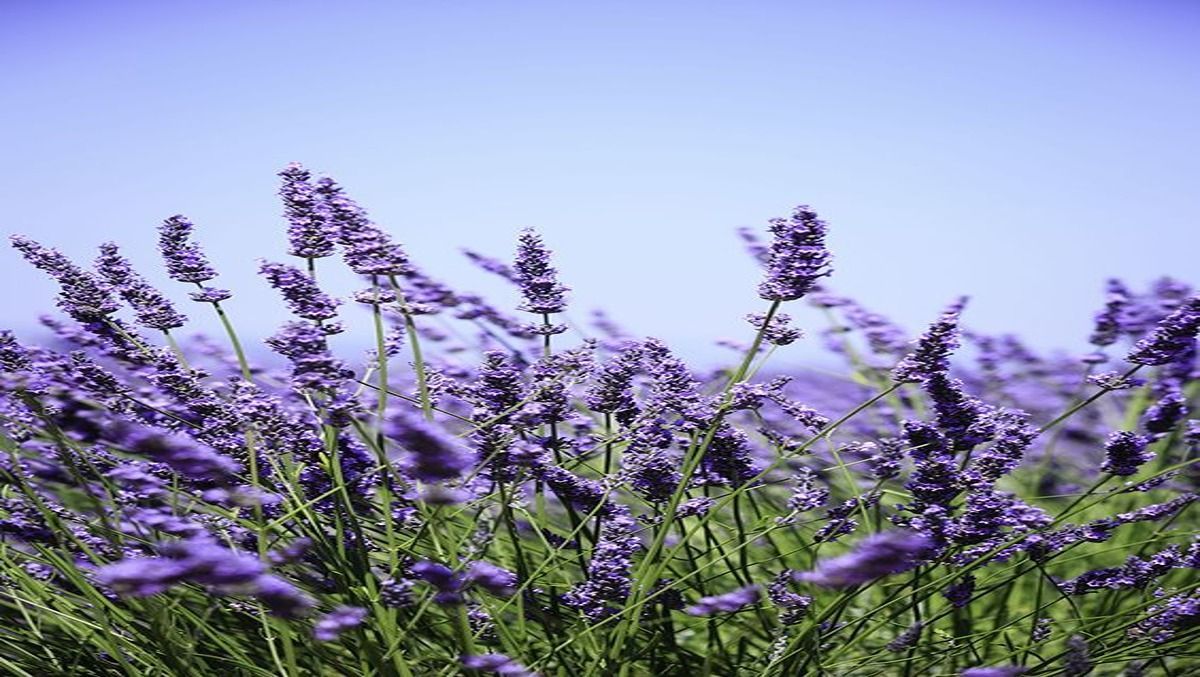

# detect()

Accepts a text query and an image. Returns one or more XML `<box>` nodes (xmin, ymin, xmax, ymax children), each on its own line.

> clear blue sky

<box><xmin>2</xmin><ymin>1</ymin><xmax>1197</xmax><ymax>365</ymax></box>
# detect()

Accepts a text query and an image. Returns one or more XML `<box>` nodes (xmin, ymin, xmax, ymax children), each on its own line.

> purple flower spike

<box><xmin>316</xmin><ymin>177</ymin><xmax>411</xmax><ymax>276</ymax></box>
<box><xmin>159</xmin><ymin>215</ymin><xmax>219</xmax><ymax>283</ymax></box>
<box><xmin>1126</xmin><ymin>296</ymin><xmax>1199</xmax><ymax>365</ymax></box>
<box><xmin>685</xmin><ymin>585</ymin><xmax>760</xmax><ymax>616</ymax></box>
<box><xmin>961</xmin><ymin>668</ymin><xmax>1027</xmax><ymax>677</ymax></box>
<box><xmin>279</xmin><ymin>162</ymin><xmax>336</xmax><ymax>259</ymax></box>
<box><xmin>799</xmin><ymin>530</ymin><xmax>933</xmax><ymax>588</ymax></box>
<box><xmin>95</xmin><ymin>243</ymin><xmax>187</xmax><ymax>331</ymax></box>
<box><xmin>386</xmin><ymin>409</ymin><xmax>473</xmax><ymax>484</ymax></box>
<box><xmin>258</xmin><ymin>261</ymin><xmax>341</xmax><ymax>324</ymax></box>
<box><xmin>892</xmin><ymin>298</ymin><xmax>968</xmax><ymax>383</ymax></box>
<box><xmin>313</xmin><ymin>606</ymin><xmax>367</xmax><ymax>641</ymax></box>
<box><xmin>756</xmin><ymin>205</ymin><xmax>833</xmax><ymax>302</ymax></box>
<box><xmin>11</xmin><ymin>236</ymin><xmax>119</xmax><ymax>321</ymax></box>
<box><xmin>514</xmin><ymin>228</ymin><xmax>568</xmax><ymax>315</ymax></box>
<box><xmin>461</xmin><ymin>654</ymin><xmax>536</xmax><ymax>676</ymax></box>
<box><xmin>1101</xmin><ymin>431</ymin><xmax>1153</xmax><ymax>476</ymax></box>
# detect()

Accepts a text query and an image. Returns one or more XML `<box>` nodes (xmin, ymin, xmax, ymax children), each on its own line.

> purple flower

<box><xmin>266</xmin><ymin>321</ymin><xmax>353</xmax><ymax>392</ymax></box>
<box><xmin>462</xmin><ymin>248</ymin><xmax>517</xmax><ymax>282</ymax></box>
<box><xmin>1126</xmin><ymin>295</ymin><xmax>1199</xmax><ymax>365</ymax></box>
<box><xmin>892</xmin><ymin>298</ymin><xmax>968</xmax><ymax>383</ymax></box>
<box><xmin>1130</xmin><ymin>592</ymin><xmax>1200</xmax><ymax>643</ymax></box>
<box><xmin>118</xmin><ymin>427</ymin><xmax>241</xmax><ymax>480</ymax></box>
<box><xmin>746</xmin><ymin>312</ymin><xmax>803</xmax><ymax>345</ymax></box>
<box><xmin>279</xmin><ymin>162</ymin><xmax>336</xmax><ymax>259</ymax></box>
<box><xmin>387</xmin><ymin>409</ymin><xmax>473</xmax><ymax>484</ymax></box>
<box><xmin>513</xmin><ymin>228</ymin><xmax>568</xmax><ymax>314</ymax></box>
<box><xmin>379</xmin><ymin>577</ymin><xmax>414</xmax><ymax>608</ymax></box>
<box><xmin>1101</xmin><ymin>431</ymin><xmax>1153</xmax><ymax>476</ymax></box>
<box><xmin>886</xmin><ymin>622</ymin><xmax>923</xmax><ymax>652</ymax></box>
<box><xmin>585</xmin><ymin>342</ymin><xmax>642</xmax><ymax>423</ymax></box>
<box><xmin>1064</xmin><ymin>635</ymin><xmax>1090</xmax><ymax>676</ymax></box>
<box><xmin>784</xmin><ymin>468</ymin><xmax>829</xmax><ymax>515</ymax></box>
<box><xmin>903</xmin><ymin>421</ymin><xmax>962</xmax><ymax>508</ymax></box>
<box><xmin>96</xmin><ymin>538</ymin><xmax>313</xmax><ymax>616</ymax></box>
<box><xmin>767</xmin><ymin>571</ymin><xmax>811</xmax><ymax>625</ymax></box>
<box><xmin>685</xmin><ymin>585</ymin><xmax>760</xmax><ymax>616</ymax></box>
<box><xmin>465</xmin><ymin>561</ymin><xmax>517</xmax><ymax>597</ymax></box>
<box><xmin>95</xmin><ymin>243</ymin><xmax>187</xmax><ymax>331</ymax></box>
<box><xmin>411</xmin><ymin>560</ymin><xmax>465</xmax><ymax>604</ymax></box>
<box><xmin>11</xmin><ymin>236</ymin><xmax>119</xmax><ymax>321</ymax></box>
<box><xmin>158</xmin><ymin>215</ymin><xmax>219</xmax><ymax>283</ymax></box>
<box><xmin>563</xmin><ymin>509</ymin><xmax>640</xmax><ymax>621</ymax></box>
<box><xmin>461</xmin><ymin>654</ymin><xmax>536</xmax><ymax>676</ymax></box>
<box><xmin>867</xmin><ymin>438</ymin><xmax>905</xmax><ymax>480</ymax></box>
<box><xmin>316</xmin><ymin>177</ymin><xmax>411</xmax><ymax>276</ymax></box>
<box><xmin>1141</xmin><ymin>388</ymin><xmax>1187</xmax><ymax>437</ymax></box>
<box><xmin>189</xmin><ymin>286</ymin><xmax>232</xmax><ymax>303</ymax></box>
<box><xmin>313</xmin><ymin>606</ymin><xmax>367</xmax><ymax>641</ymax></box>
<box><xmin>969</xmin><ymin>411</ymin><xmax>1037</xmax><ymax>484</ymax></box>
<box><xmin>961</xmin><ymin>668</ymin><xmax>1027</xmax><ymax>677</ymax></box>
<box><xmin>943</xmin><ymin>575</ymin><xmax>975</xmax><ymax>608</ymax></box>
<box><xmin>799</xmin><ymin>530</ymin><xmax>933</xmax><ymax>588</ymax></box>
<box><xmin>1090</xmin><ymin>279</ymin><xmax>1133</xmax><ymax>347</ymax></box>
<box><xmin>258</xmin><ymin>261</ymin><xmax>341</xmax><ymax>324</ymax></box>
<box><xmin>756</xmin><ymin>205</ymin><xmax>833</xmax><ymax>302</ymax></box>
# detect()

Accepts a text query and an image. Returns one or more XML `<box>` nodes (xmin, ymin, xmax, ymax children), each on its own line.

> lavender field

<box><xmin>0</xmin><ymin>162</ymin><xmax>1195</xmax><ymax>676</ymax></box>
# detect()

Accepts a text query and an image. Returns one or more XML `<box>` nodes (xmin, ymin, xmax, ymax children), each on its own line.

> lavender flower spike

<box><xmin>313</xmin><ymin>606</ymin><xmax>367</xmax><ymax>641</ymax></box>
<box><xmin>279</xmin><ymin>162</ymin><xmax>336</xmax><ymax>259</ymax></box>
<box><xmin>316</xmin><ymin>176</ymin><xmax>411</xmax><ymax>276</ymax></box>
<box><xmin>961</xmin><ymin>668</ymin><xmax>1027</xmax><ymax>677</ymax></box>
<box><xmin>1101</xmin><ymin>431</ymin><xmax>1153</xmax><ymax>476</ymax></box>
<box><xmin>11</xmin><ymin>236</ymin><xmax>120</xmax><ymax>321</ymax></box>
<box><xmin>1125</xmin><ymin>295</ymin><xmax>1200</xmax><ymax>365</ymax></box>
<box><xmin>95</xmin><ymin>243</ymin><xmax>187</xmax><ymax>331</ymax></box>
<box><xmin>756</xmin><ymin>205</ymin><xmax>833</xmax><ymax>302</ymax></box>
<box><xmin>685</xmin><ymin>585</ymin><xmax>760</xmax><ymax>616</ymax></box>
<box><xmin>158</xmin><ymin>215</ymin><xmax>219</xmax><ymax>283</ymax></box>
<box><xmin>799</xmin><ymin>530</ymin><xmax>933</xmax><ymax>588</ymax></box>
<box><xmin>514</xmin><ymin>228</ymin><xmax>568</xmax><ymax>314</ymax></box>
<box><xmin>258</xmin><ymin>261</ymin><xmax>341</xmax><ymax>324</ymax></box>
<box><xmin>892</xmin><ymin>297</ymin><xmax>968</xmax><ymax>383</ymax></box>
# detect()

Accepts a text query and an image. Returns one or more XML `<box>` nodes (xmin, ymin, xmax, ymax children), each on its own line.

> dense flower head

<box><xmin>158</xmin><ymin>215</ymin><xmax>219</xmax><ymax>283</ymax></box>
<box><xmin>1090</xmin><ymin>278</ymin><xmax>1133</xmax><ymax>348</ymax></box>
<box><xmin>313</xmin><ymin>606</ymin><xmax>367</xmax><ymax>641</ymax></box>
<box><xmin>1126</xmin><ymin>295</ymin><xmax>1200</xmax><ymax>365</ymax></box>
<box><xmin>387</xmin><ymin>408</ymin><xmax>473</xmax><ymax>484</ymax></box>
<box><xmin>756</xmin><ymin>205</ymin><xmax>833</xmax><ymax>302</ymax></box>
<box><xmin>685</xmin><ymin>585</ymin><xmax>760</xmax><ymax>616</ymax></box>
<box><xmin>1101</xmin><ymin>431</ymin><xmax>1153</xmax><ymax>477</ymax></box>
<box><xmin>11</xmin><ymin>236</ymin><xmax>119</xmax><ymax>320</ymax></box>
<box><xmin>258</xmin><ymin>260</ymin><xmax>341</xmax><ymax>325</ymax></box>
<box><xmin>96</xmin><ymin>537</ymin><xmax>313</xmax><ymax>616</ymax></box>
<box><xmin>892</xmin><ymin>298</ymin><xmax>968</xmax><ymax>382</ymax></box>
<box><xmin>461</xmin><ymin>654</ymin><xmax>536</xmax><ymax>676</ymax></box>
<box><xmin>746</xmin><ymin>311</ymin><xmax>803</xmax><ymax>345</ymax></box>
<box><xmin>563</xmin><ymin>509</ymin><xmax>640</xmax><ymax>621</ymax></box>
<box><xmin>961</xmin><ymin>668</ymin><xmax>1027</xmax><ymax>677</ymax></box>
<box><xmin>279</xmin><ymin>162</ymin><xmax>336</xmax><ymax>259</ymax></box>
<box><xmin>265</xmin><ymin>320</ymin><xmax>354</xmax><ymax>391</ymax></box>
<box><xmin>95</xmin><ymin>243</ymin><xmax>187</xmax><ymax>330</ymax></box>
<box><xmin>316</xmin><ymin>177</ymin><xmax>411</xmax><ymax>276</ymax></box>
<box><xmin>799</xmin><ymin>530</ymin><xmax>933</xmax><ymax>588</ymax></box>
<box><xmin>513</xmin><ymin>228</ymin><xmax>568</xmax><ymax>314</ymax></box>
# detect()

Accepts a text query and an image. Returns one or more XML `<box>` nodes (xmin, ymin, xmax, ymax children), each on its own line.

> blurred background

<box><xmin>2</xmin><ymin>1</ymin><xmax>1197</xmax><ymax>366</ymax></box>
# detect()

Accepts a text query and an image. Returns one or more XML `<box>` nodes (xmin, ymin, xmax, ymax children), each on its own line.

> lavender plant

<box><xmin>0</xmin><ymin>167</ymin><xmax>1197</xmax><ymax>676</ymax></box>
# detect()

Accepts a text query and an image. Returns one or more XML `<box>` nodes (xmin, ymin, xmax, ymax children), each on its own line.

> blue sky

<box><xmin>2</xmin><ymin>1</ymin><xmax>1197</xmax><ymax>365</ymax></box>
